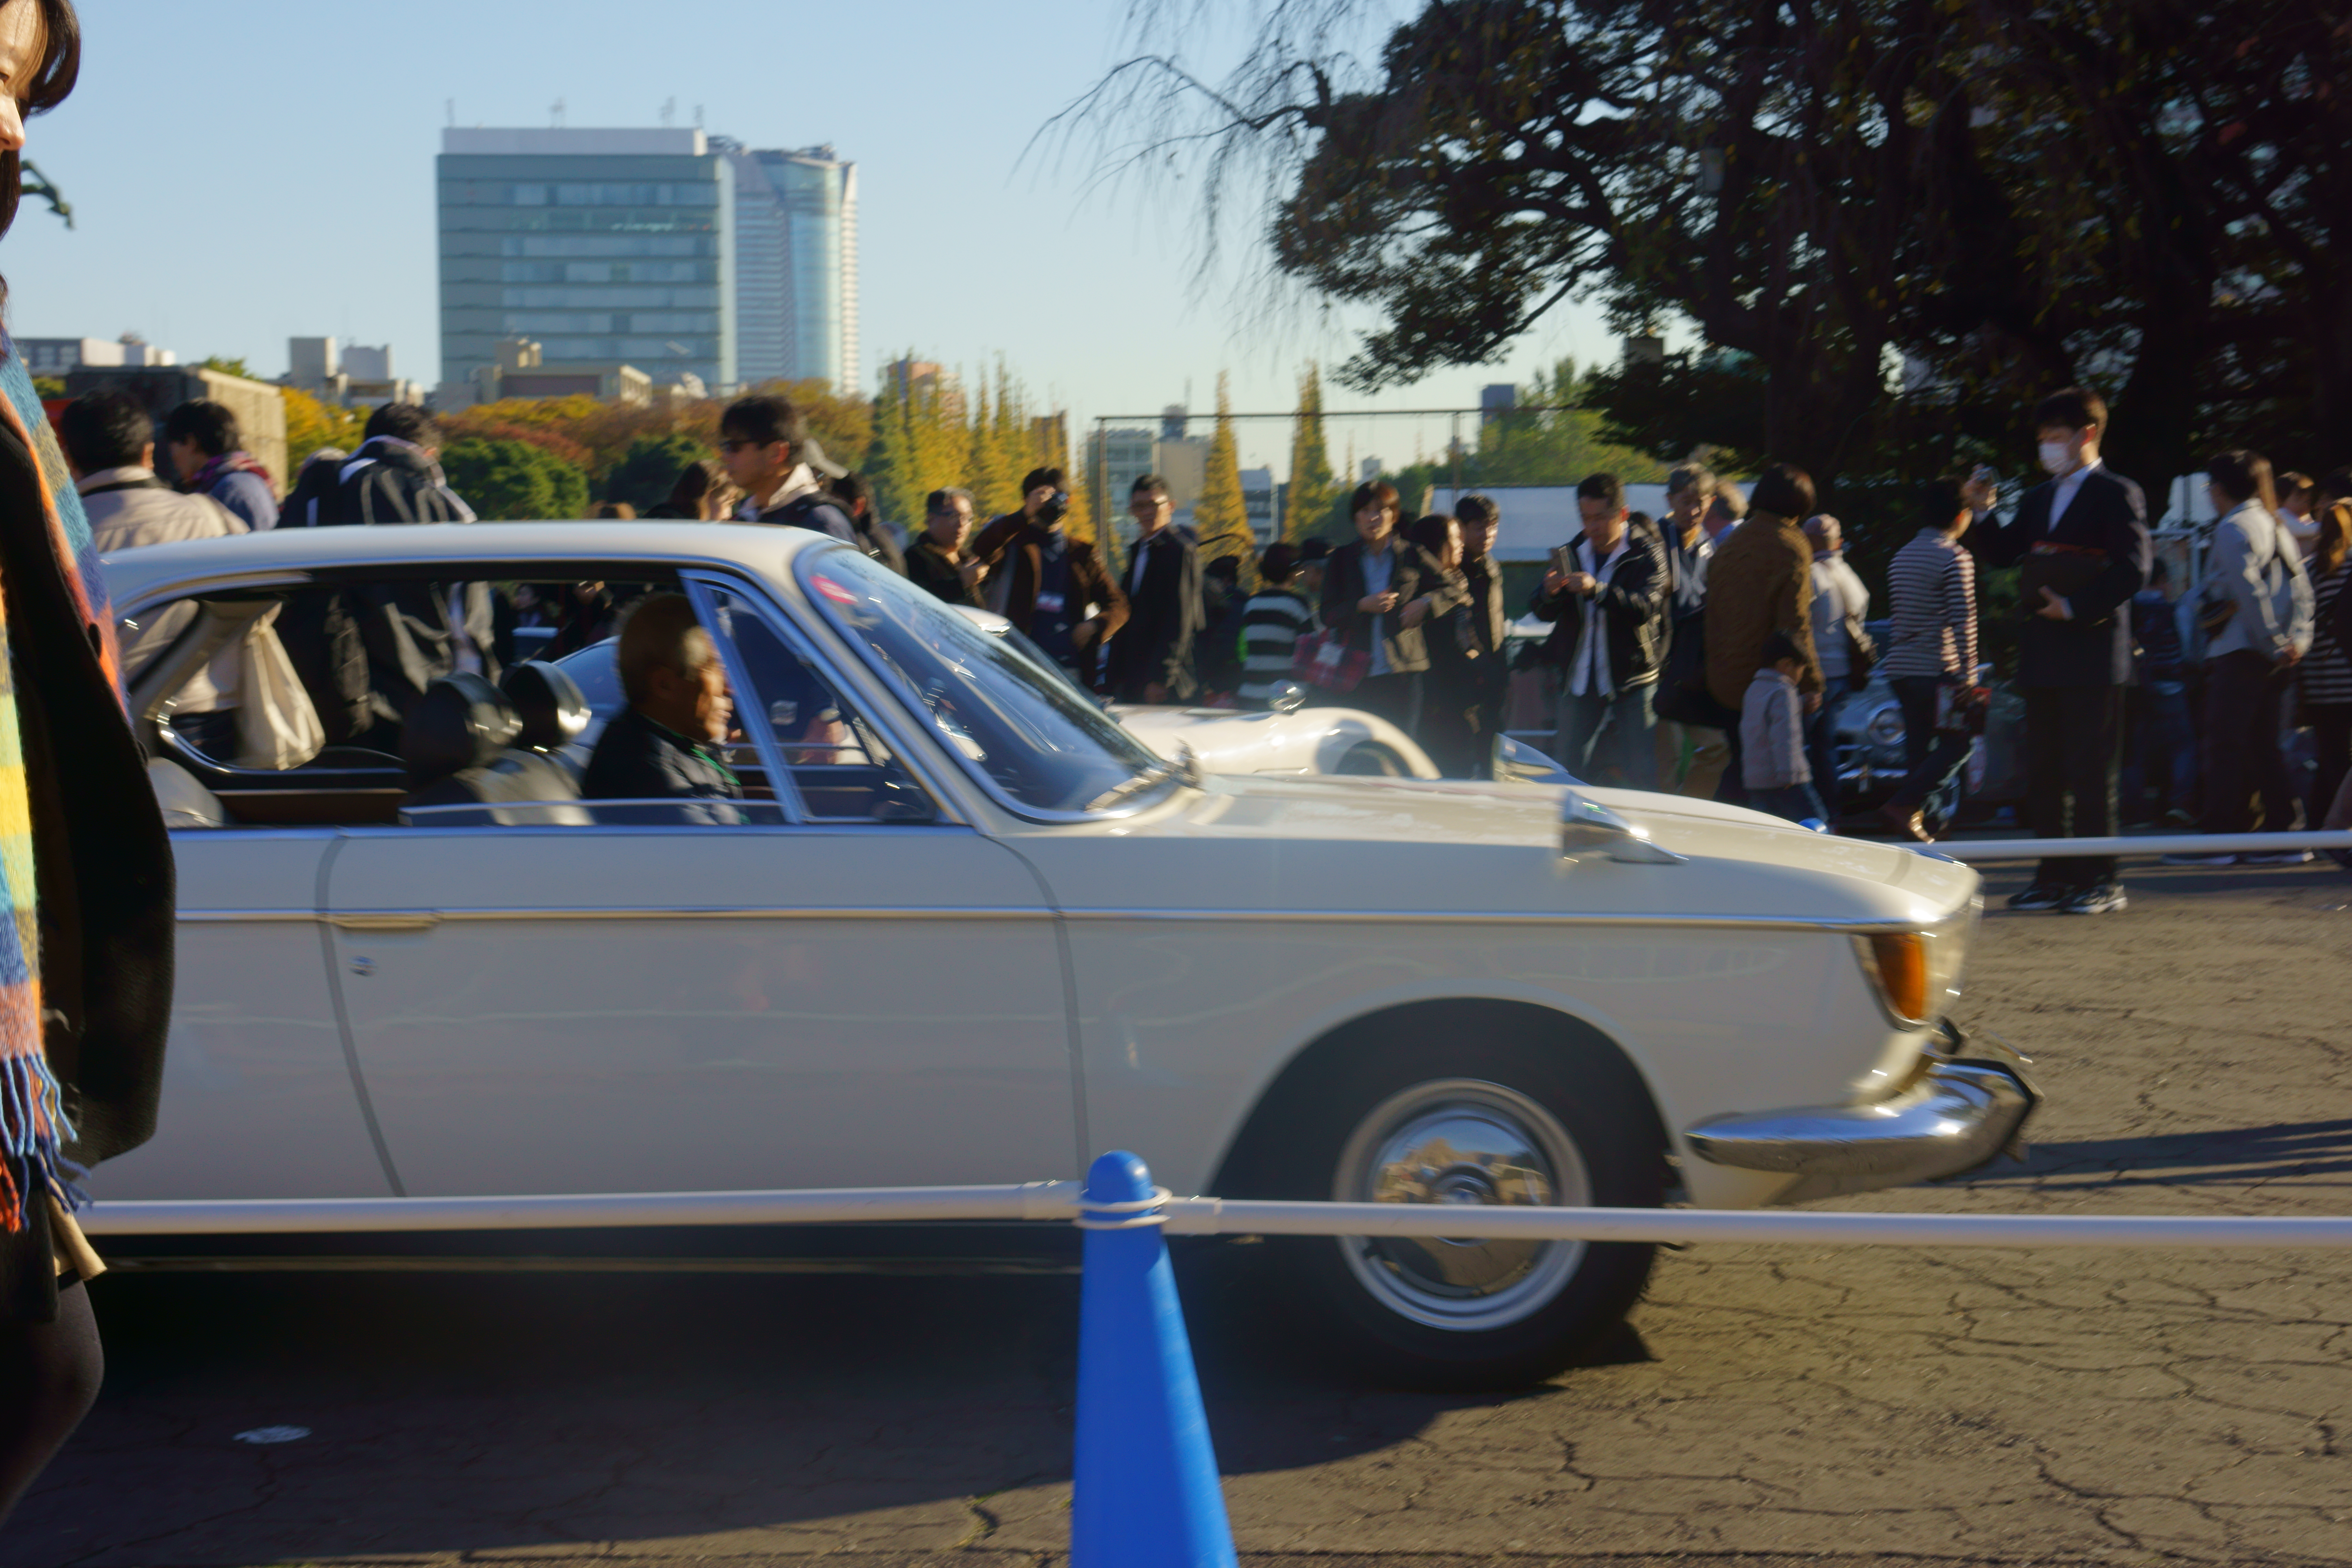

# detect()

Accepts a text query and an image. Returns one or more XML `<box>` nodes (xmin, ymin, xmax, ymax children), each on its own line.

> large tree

<box><xmin>1284</xmin><ymin>362</ymin><xmax>1341</xmax><ymax>543</ymax></box>
<box><xmin>1194</xmin><ymin>373</ymin><xmax>1258</xmax><ymax>576</ymax></box>
<box><xmin>1064</xmin><ymin>0</ymin><xmax>2352</xmax><ymax>503</ymax></box>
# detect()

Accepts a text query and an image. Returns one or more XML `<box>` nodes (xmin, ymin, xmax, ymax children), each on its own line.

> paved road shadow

<box><xmin>4</xmin><ymin>1242</ymin><xmax>1637</xmax><ymax>1566</ymax></box>
<box><xmin>1956</xmin><ymin>1115</ymin><xmax>2352</xmax><ymax>1191</ymax></box>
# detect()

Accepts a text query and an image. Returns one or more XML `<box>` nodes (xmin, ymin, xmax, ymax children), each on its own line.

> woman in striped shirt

<box><xmin>1877</xmin><ymin>476</ymin><xmax>1983</xmax><ymax>841</ymax></box>
<box><xmin>1237</xmin><ymin>541</ymin><xmax>1316</xmax><ymax>709</ymax></box>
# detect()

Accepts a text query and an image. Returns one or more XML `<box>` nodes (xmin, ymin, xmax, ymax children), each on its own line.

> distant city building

<box><xmin>721</xmin><ymin>141</ymin><xmax>858</xmax><ymax>393</ymax></box>
<box><xmin>437</xmin><ymin>127</ymin><xmax>735</xmax><ymax>397</ymax></box>
<box><xmin>1240</xmin><ymin>465</ymin><xmax>1280</xmax><ymax>544</ymax></box>
<box><xmin>1480</xmin><ymin>383</ymin><xmax>1517</xmax><ymax>423</ymax></box>
<box><xmin>439</xmin><ymin>336</ymin><xmax>663</xmax><ymax>410</ymax></box>
<box><xmin>1091</xmin><ymin>426</ymin><xmax>1158</xmax><ymax>526</ymax></box>
<box><xmin>20</xmin><ymin>334</ymin><xmax>176</xmax><ymax>373</ymax></box>
<box><xmin>285</xmin><ymin>336</ymin><xmax>423</xmax><ymax>408</ymax></box>
<box><xmin>1361</xmin><ymin>457</ymin><xmax>1384</xmax><ymax>483</ymax></box>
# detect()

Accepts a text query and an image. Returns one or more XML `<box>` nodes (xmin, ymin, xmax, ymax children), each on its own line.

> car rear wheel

<box><xmin>1334</xmin><ymin>742</ymin><xmax>1406</xmax><ymax>776</ymax></box>
<box><xmin>1256</xmin><ymin>1029</ymin><xmax>1663</xmax><ymax>1389</ymax></box>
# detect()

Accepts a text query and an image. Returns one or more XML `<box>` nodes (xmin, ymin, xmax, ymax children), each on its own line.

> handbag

<box><xmin>1933</xmin><ymin>681</ymin><xmax>1991</xmax><ymax>736</ymax></box>
<box><xmin>1292</xmin><ymin>627</ymin><xmax>1370</xmax><ymax>693</ymax></box>
<box><xmin>236</xmin><ymin>611</ymin><xmax>328</xmax><ymax>771</ymax></box>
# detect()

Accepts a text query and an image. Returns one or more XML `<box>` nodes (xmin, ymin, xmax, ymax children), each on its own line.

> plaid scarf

<box><xmin>0</xmin><ymin>336</ymin><xmax>118</xmax><ymax>1234</ymax></box>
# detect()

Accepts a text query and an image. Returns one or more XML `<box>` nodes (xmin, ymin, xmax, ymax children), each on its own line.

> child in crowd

<box><xmin>1740</xmin><ymin>630</ymin><xmax>1825</xmax><ymax>824</ymax></box>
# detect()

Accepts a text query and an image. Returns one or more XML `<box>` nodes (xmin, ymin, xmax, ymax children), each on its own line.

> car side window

<box><xmin>698</xmin><ymin>585</ymin><xmax>937</xmax><ymax>825</ymax></box>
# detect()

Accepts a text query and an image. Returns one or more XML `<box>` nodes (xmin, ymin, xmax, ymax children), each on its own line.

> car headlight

<box><xmin>1864</xmin><ymin>703</ymin><xmax>1905</xmax><ymax>748</ymax></box>
<box><xmin>1852</xmin><ymin>900</ymin><xmax>1979</xmax><ymax>1027</ymax></box>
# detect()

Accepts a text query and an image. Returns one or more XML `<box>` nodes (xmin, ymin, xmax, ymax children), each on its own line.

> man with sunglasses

<box><xmin>716</xmin><ymin>394</ymin><xmax>858</xmax><ymax>544</ymax></box>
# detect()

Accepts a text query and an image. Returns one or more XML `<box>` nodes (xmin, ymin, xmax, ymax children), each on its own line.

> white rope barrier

<box><xmin>1930</xmin><ymin>829</ymin><xmax>2352</xmax><ymax>862</ymax></box>
<box><xmin>76</xmin><ymin>1185</ymin><xmax>2352</xmax><ymax>1248</ymax></box>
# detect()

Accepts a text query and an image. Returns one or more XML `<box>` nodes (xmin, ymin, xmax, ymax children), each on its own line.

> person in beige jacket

<box><xmin>59</xmin><ymin>390</ymin><xmax>246</xmax><ymax>755</ymax></box>
<box><xmin>1701</xmin><ymin>464</ymin><xmax>1822</xmax><ymax>804</ymax></box>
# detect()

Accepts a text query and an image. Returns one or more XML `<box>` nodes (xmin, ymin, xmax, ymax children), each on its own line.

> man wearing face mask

<box><xmin>1967</xmin><ymin>387</ymin><xmax>2152</xmax><ymax>916</ymax></box>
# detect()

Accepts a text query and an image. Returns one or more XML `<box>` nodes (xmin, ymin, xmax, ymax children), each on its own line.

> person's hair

<box><xmin>2206</xmin><ymin>448</ymin><xmax>2280</xmax><ymax>514</ymax></box>
<box><xmin>1204</xmin><ymin>554</ymin><xmax>1242</xmax><ymax>583</ymax></box>
<box><xmin>364</xmin><ymin>402</ymin><xmax>441</xmax><ymax>447</ymax></box>
<box><xmin>1455</xmin><ymin>492</ymin><xmax>1497</xmax><ymax>526</ymax></box>
<box><xmin>58</xmin><ymin>389</ymin><xmax>150</xmax><ymax>473</ymax></box>
<box><xmin>1802</xmin><ymin>513</ymin><xmax>1842</xmax><ymax>552</ymax></box>
<box><xmin>1758</xmin><ymin>630</ymin><xmax>1803</xmax><ymax>670</ymax></box>
<box><xmin>592</xmin><ymin>501</ymin><xmax>636</xmax><ymax>520</ymax></box>
<box><xmin>617</xmin><ymin>592</ymin><xmax>713</xmax><ymax>705</ymax></box>
<box><xmin>720</xmin><ymin>393</ymin><xmax>802</xmax><ymax>451</ymax></box>
<box><xmin>1920</xmin><ymin>475</ymin><xmax>1969</xmax><ymax>529</ymax></box>
<box><xmin>2318</xmin><ymin>500</ymin><xmax>2351</xmax><ymax>577</ymax></box>
<box><xmin>1406</xmin><ymin>513</ymin><xmax>1457</xmax><ymax>555</ymax></box>
<box><xmin>1628</xmin><ymin>510</ymin><xmax>1657</xmax><ymax>537</ymax></box>
<box><xmin>163</xmin><ymin>399</ymin><xmax>239</xmax><ymax>458</ymax></box>
<box><xmin>1746</xmin><ymin>464</ymin><xmax>1815</xmax><ymax>521</ymax></box>
<box><xmin>2279</xmin><ymin>470</ymin><xmax>2316</xmax><ymax>506</ymax></box>
<box><xmin>0</xmin><ymin>0</ymin><xmax>81</xmax><ymax>293</ymax></box>
<box><xmin>1710</xmin><ymin>484</ymin><xmax>1749</xmax><ymax>521</ymax></box>
<box><xmin>1350</xmin><ymin>479</ymin><xmax>1399</xmax><ymax>517</ymax></box>
<box><xmin>1258</xmin><ymin>541</ymin><xmax>1301</xmax><ymax>584</ymax></box>
<box><xmin>1021</xmin><ymin>466</ymin><xmax>1065</xmax><ymax>496</ymax></box>
<box><xmin>926</xmin><ymin>485</ymin><xmax>973</xmax><ymax>517</ymax></box>
<box><xmin>1666</xmin><ymin>463</ymin><xmax>1717</xmax><ymax>499</ymax></box>
<box><xmin>1575</xmin><ymin>471</ymin><xmax>1626</xmax><ymax>512</ymax></box>
<box><xmin>666</xmin><ymin>457</ymin><xmax>725</xmax><ymax>511</ymax></box>
<box><xmin>2034</xmin><ymin>385</ymin><xmax>2107</xmax><ymax>436</ymax></box>
<box><xmin>1130</xmin><ymin>472</ymin><xmax>1169</xmax><ymax>501</ymax></box>
<box><xmin>829</xmin><ymin>471</ymin><xmax>871</xmax><ymax>514</ymax></box>
<box><xmin>1298</xmin><ymin>537</ymin><xmax>1332</xmax><ymax>563</ymax></box>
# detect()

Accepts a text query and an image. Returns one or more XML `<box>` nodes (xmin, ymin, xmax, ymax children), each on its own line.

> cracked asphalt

<box><xmin>7</xmin><ymin>860</ymin><xmax>2351</xmax><ymax>1568</ymax></box>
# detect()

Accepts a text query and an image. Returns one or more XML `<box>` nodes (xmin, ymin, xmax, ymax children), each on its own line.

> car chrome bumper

<box><xmin>1682</xmin><ymin>1026</ymin><xmax>2038</xmax><ymax>1202</ymax></box>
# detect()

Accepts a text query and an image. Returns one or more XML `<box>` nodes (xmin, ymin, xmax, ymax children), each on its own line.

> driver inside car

<box><xmin>581</xmin><ymin>593</ymin><xmax>747</xmax><ymax>823</ymax></box>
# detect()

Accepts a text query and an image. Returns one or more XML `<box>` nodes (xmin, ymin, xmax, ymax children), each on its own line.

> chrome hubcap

<box><xmin>1333</xmin><ymin>1079</ymin><xmax>1591</xmax><ymax>1332</ymax></box>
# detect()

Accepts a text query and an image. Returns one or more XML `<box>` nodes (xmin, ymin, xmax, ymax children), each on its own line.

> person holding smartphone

<box><xmin>1534</xmin><ymin>472</ymin><xmax>1670</xmax><ymax>787</ymax></box>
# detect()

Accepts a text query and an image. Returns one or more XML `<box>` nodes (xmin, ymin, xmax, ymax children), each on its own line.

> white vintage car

<box><xmin>102</xmin><ymin>521</ymin><xmax>2033</xmax><ymax>1388</ymax></box>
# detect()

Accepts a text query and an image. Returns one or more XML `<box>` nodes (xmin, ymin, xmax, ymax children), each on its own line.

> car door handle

<box><xmin>328</xmin><ymin>912</ymin><xmax>442</xmax><ymax>932</ymax></box>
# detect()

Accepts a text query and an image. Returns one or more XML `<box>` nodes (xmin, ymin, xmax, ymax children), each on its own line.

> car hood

<box><xmin>1040</xmin><ymin>773</ymin><xmax>1976</xmax><ymax>926</ymax></box>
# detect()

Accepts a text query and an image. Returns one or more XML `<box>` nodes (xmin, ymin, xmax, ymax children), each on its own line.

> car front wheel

<box><xmin>1256</xmin><ymin>1029</ymin><xmax>1664</xmax><ymax>1389</ymax></box>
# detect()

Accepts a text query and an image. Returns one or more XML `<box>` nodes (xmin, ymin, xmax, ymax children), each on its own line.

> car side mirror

<box><xmin>1560</xmin><ymin>789</ymin><xmax>1684</xmax><ymax>864</ymax></box>
<box><xmin>1270</xmin><ymin>682</ymin><xmax>1307</xmax><ymax>714</ymax></box>
<box><xmin>1494</xmin><ymin>733</ymin><xmax>1577</xmax><ymax>786</ymax></box>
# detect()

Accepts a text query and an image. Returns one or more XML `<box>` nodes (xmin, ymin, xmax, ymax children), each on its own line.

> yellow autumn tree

<box><xmin>1285</xmin><ymin>362</ymin><xmax>1340</xmax><ymax>543</ymax></box>
<box><xmin>1193</xmin><ymin>372</ymin><xmax>1255</xmax><ymax>584</ymax></box>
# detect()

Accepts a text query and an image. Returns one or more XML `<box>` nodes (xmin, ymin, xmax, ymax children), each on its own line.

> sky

<box><xmin>0</xmin><ymin>0</ymin><xmax>1617</xmax><ymax>472</ymax></box>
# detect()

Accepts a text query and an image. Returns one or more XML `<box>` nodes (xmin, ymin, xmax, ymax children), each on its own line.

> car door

<box><xmin>324</xmin><ymin>576</ymin><xmax>1079</xmax><ymax>1198</ymax></box>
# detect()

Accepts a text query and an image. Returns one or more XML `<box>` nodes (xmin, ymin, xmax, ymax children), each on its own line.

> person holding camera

<box><xmin>1104</xmin><ymin>473</ymin><xmax>1203</xmax><ymax>704</ymax></box>
<box><xmin>965</xmin><ymin>466</ymin><xmax>1127</xmax><ymax>687</ymax></box>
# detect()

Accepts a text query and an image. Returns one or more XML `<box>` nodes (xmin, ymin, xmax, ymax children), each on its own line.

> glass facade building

<box><xmin>725</xmin><ymin>144</ymin><xmax>859</xmax><ymax>392</ymax></box>
<box><xmin>438</xmin><ymin>128</ymin><xmax>734</xmax><ymax>393</ymax></box>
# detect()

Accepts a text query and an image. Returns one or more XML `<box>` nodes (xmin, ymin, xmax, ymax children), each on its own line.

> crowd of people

<box><xmin>53</xmin><ymin>376</ymin><xmax>2352</xmax><ymax>897</ymax></box>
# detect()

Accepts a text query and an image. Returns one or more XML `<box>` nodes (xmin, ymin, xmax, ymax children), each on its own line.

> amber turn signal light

<box><xmin>1867</xmin><ymin>932</ymin><xmax>1930</xmax><ymax>1023</ymax></box>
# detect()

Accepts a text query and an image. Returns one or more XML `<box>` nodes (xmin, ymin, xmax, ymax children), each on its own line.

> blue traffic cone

<box><xmin>1071</xmin><ymin>1151</ymin><xmax>1238</xmax><ymax>1568</ymax></box>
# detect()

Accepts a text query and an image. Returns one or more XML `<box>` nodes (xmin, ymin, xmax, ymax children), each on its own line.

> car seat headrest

<box><xmin>501</xmin><ymin>661</ymin><xmax>593</xmax><ymax>752</ymax></box>
<box><xmin>403</xmin><ymin>672</ymin><xmax>521</xmax><ymax>788</ymax></box>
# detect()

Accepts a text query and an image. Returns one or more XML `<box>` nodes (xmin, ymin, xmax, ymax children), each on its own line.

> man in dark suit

<box><xmin>1967</xmin><ymin>386</ymin><xmax>2152</xmax><ymax>915</ymax></box>
<box><xmin>1455</xmin><ymin>494</ymin><xmax>1512</xmax><ymax>770</ymax></box>
<box><xmin>1105</xmin><ymin>474</ymin><xmax>1203</xmax><ymax>703</ymax></box>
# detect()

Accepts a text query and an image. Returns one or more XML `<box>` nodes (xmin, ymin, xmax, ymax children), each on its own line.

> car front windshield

<box><xmin>797</xmin><ymin>546</ymin><xmax>1170</xmax><ymax>815</ymax></box>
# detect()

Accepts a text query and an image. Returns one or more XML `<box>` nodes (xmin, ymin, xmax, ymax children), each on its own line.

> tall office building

<box><xmin>437</xmin><ymin>128</ymin><xmax>734</xmax><ymax>395</ymax></box>
<box><xmin>724</xmin><ymin>142</ymin><xmax>859</xmax><ymax>393</ymax></box>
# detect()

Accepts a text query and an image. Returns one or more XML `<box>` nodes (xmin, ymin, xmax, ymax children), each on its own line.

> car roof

<box><xmin>99</xmin><ymin>521</ymin><xmax>831</xmax><ymax>606</ymax></box>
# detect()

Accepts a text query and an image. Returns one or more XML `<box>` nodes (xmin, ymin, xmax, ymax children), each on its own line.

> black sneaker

<box><xmin>2007</xmin><ymin>882</ymin><xmax>2068</xmax><ymax>911</ymax></box>
<box><xmin>2061</xmin><ymin>881</ymin><xmax>2127</xmax><ymax>915</ymax></box>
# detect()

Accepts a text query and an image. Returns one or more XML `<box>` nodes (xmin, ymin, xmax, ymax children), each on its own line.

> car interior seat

<box><xmin>501</xmin><ymin>661</ymin><xmax>593</xmax><ymax>782</ymax></box>
<box><xmin>401</xmin><ymin>671</ymin><xmax>590</xmax><ymax>826</ymax></box>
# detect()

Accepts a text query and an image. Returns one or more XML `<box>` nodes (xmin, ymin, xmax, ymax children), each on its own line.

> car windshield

<box><xmin>797</xmin><ymin>546</ymin><xmax>1171</xmax><ymax>815</ymax></box>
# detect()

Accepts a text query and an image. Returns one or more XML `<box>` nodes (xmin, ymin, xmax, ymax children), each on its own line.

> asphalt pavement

<box><xmin>6</xmin><ymin>859</ymin><xmax>2351</xmax><ymax>1568</ymax></box>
